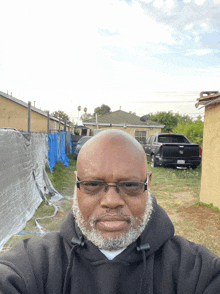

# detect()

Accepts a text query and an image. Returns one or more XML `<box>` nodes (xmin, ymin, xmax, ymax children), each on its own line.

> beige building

<box><xmin>0</xmin><ymin>91</ymin><xmax>70</xmax><ymax>133</ymax></box>
<box><xmin>196</xmin><ymin>91</ymin><xmax>220</xmax><ymax>208</ymax></box>
<box><xmin>83</xmin><ymin>110</ymin><xmax>164</xmax><ymax>144</ymax></box>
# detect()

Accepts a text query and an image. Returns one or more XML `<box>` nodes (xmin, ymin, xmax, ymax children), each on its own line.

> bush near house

<box><xmin>172</xmin><ymin>120</ymin><xmax>204</xmax><ymax>147</ymax></box>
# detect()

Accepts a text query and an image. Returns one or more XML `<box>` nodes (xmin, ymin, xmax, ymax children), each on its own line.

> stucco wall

<box><xmin>83</xmin><ymin>125</ymin><xmax>161</xmax><ymax>138</ymax></box>
<box><xmin>1</xmin><ymin>95</ymin><xmax>29</xmax><ymax>131</ymax></box>
<box><xmin>199</xmin><ymin>101</ymin><xmax>220</xmax><ymax>208</ymax></box>
<box><xmin>0</xmin><ymin>95</ymin><xmax>63</xmax><ymax>133</ymax></box>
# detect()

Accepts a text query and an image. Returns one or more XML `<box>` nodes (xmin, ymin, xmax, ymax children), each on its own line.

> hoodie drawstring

<box><xmin>62</xmin><ymin>237</ymin><xmax>85</xmax><ymax>294</ymax></box>
<box><xmin>136</xmin><ymin>242</ymin><xmax>150</xmax><ymax>294</ymax></box>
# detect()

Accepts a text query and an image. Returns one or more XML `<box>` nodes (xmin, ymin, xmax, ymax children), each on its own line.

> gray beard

<box><xmin>72</xmin><ymin>187</ymin><xmax>153</xmax><ymax>251</ymax></box>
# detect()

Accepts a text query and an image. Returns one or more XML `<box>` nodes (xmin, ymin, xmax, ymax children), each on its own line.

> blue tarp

<box><xmin>69</xmin><ymin>132</ymin><xmax>72</xmax><ymax>154</ymax></box>
<box><xmin>48</xmin><ymin>132</ymin><xmax>69</xmax><ymax>172</ymax></box>
<box><xmin>59</xmin><ymin>132</ymin><xmax>70</xmax><ymax>167</ymax></box>
<box><xmin>48</xmin><ymin>133</ymin><xmax>58</xmax><ymax>172</ymax></box>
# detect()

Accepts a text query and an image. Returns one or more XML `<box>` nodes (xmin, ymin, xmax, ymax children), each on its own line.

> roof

<box><xmin>195</xmin><ymin>91</ymin><xmax>220</xmax><ymax>109</ymax></box>
<box><xmin>0</xmin><ymin>91</ymin><xmax>67</xmax><ymax>125</ymax></box>
<box><xmin>74</xmin><ymin>125</ymin><xmax>89</xmax><ymax>129</ymax></box>
<box><xmin>83</xmin><ymin>110</ymin><xmax>164</xmax><ymax>128</ymax></box>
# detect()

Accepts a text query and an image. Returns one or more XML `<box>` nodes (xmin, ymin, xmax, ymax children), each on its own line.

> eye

<box><xmin>119</xmin><ymin>182</ymin><xmax>142</xmax><ymax>196</ymax></box>
<box><xmin>120</xmin><ymin>182</ymin><xmax>141</xmax><ymax>191</ymax></box>
<box><xmin>84</xmin><ymin>182</ymin><xmax>99</xmax><ymax>187</ymax></box>
<box><xmin>124</xmin><ymin>182</ymin><xmax>139</xmax><ymax>188</ymax></box>
<box><xmin>81</xmin><ymin>181</ymin><xmax>105</xmax><ymax>193</ymax></box>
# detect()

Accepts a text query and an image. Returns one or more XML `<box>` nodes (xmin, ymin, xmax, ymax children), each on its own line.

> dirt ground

<box><xmin>177</xmin><ymin>205</ymin><xmax>220</xmax><ymax>235</ymax></box>
<box><xmin>157</xmin><ymin>190</ymin><xmax>220</xmax><ymax>256</ymax></box>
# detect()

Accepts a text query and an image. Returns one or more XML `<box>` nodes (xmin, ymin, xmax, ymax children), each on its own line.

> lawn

<box><xmin>1</xmin><ymin>155</ymin><xmax>220</xmax><ymax>257</ymax></box>
<box><xmin>148</xmin><ymin>163</ymin><xmax>220</xmax><ymax>256</ymax></box>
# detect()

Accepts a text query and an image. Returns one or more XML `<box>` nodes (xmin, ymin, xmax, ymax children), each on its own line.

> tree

<box><xmin>174</xmin><ymin>113</ymin><xmax>193</xmax><ymax>125</ymax></box>
<box><xmin>81</xmin><ymin>112</ymin><xmax>93</xmax><ymax>121</ymax></box>
<box><xmin>172</xmin><ymin>121</ymin><xmax>204</xmax><ymax>147</ymax></box>
<box><xmin>80</xmin><ymin>107</ymin><xmax>92</xmax><ymax>122</ymax></box>
<box><xmin>149</xmin><ymin>111</ymin><xmax>194</xmax><ymax>133</ymax></box>
<box><xmin>93</xmin><ymin>104</ymin><xmax>111</xmax><ymax>117</ymax></box>
<box><xmin>149</xmin><ymin>111</ymin><xmax>178</xmax><ymax>133</ymax></box>
<box><xmin>51</xmin><ymin>110</ymin><xmax>71</xmax><ymax>125</ymax></box>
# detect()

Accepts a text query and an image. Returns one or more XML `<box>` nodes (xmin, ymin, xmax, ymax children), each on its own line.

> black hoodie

<box><xmin>0</xmin><ymin>195</ymin><xmax>220</xmax><ymax>294</ymax></box>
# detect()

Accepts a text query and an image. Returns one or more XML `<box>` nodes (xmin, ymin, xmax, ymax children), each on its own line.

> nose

<box><xmin>100</xmin><ymin>185</ymin><xmax>125</xmax><ymax>209</ymax></box>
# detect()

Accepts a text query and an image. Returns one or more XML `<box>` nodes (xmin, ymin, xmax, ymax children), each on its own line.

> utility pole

<box><xmin>28</xmin><ymin>101</ymin><xmax>31</xmax><ymax>133</ymax></box>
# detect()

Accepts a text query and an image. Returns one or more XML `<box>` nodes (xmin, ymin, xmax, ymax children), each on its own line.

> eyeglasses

<box><xmin>76</xmin><ymin>173</ymin><xmax>148</xmax><ymax>197</ymax></box>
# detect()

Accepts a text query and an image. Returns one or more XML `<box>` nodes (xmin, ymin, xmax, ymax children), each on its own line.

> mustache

<box><xmin>92</xmin><ymin>209</ymin><xmax>134</xmax><ymax>224</ymax></box>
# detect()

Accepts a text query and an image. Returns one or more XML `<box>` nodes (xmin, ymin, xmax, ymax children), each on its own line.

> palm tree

<box><xmin>77</xmin><ymin>106</ymin><xmax>81</xmax><ymax>124</ymax></box>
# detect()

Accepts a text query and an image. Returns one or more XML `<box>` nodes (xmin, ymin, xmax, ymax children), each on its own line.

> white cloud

<box><xmin>185</xmin><ymin>24</ymin><xmax>193</xmax><ymax>30</ymax></box>
<box><xmin>140</xmin><ymin>0</ymin><xmax>220</xmax><ymax>38</ymax></box>
<box><xmin>93</xmin><ymin>1</ymin><xmax>176</xmax><ymax>52</ymax></box>
<box><xmin>185</xmin><ymin>48</ymin><xmax>212</xmax><ymax>55</ymax></box>
<box><xmin>0</xmin><ymin>0</ymin><xmax>220</xmax><ymax>120</ymax></box>
<box><xmin>166</xmin><ymin>0</ymin><xmax>175</xmax><ymax>9</ymax></box>
<box><xmin>195</xmin><ymin>36</ymin><xmax>200</xmax><ymax>43</ymax></box>
<box><xmin>200</xmin><ymin>23</ymin><xmax>209</xmax><ymax>30</ymax></box>
<box><xmin>153</xmin><ymin>0</ymin><xmax>164</xmax><ymax>8</ymax></box>
<box><xmin>194</xmin><ymin>0</ymin><xmax>206</xmax><ymax>4</ymax></box>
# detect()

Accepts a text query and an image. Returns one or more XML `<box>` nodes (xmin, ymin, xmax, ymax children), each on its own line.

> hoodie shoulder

<box><xmin>0</xmin><ymin>230</ymin><xmax>72</xmax><ymax>294</ymax></box>
<box><xmin>140</xmin><ymin>195</ymin><xmax>175</xmax><ymax>254</ymax></box>
<box><xmin>163</xmin><ymin>235</ymin><xmax>220</xmax><ymax>292</ymax></box>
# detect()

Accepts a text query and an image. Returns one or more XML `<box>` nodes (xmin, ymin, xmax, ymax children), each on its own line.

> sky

<box><xmin>1</xmin><ymin>0</ymin><xmax>220</xmax><ymax>123</ymax></box>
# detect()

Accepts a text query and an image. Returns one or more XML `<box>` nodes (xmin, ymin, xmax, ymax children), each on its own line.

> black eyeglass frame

<box><xmin>76</xmin><ymin>173</ymin><xmax>148</xmax><ymax>193</ymax></box>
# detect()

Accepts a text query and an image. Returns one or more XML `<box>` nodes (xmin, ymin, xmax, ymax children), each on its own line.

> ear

<box><xmin>147</xmin><ymin>171</ymin><xmax>152</xmax><ymax>187</ymax></box>
<box><xmin>74</xmin><ymin>171</ymin><xmax>77</xmax><ymax>182</ymax></box>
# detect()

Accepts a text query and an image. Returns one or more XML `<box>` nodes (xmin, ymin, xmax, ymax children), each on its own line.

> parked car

<box><xmin>74</xmin><ymin>136</ymin><xmax>92</xmax><ymax>160</ymax></box>
<box><xmin>144</xmin><ymin>133</ymin><xmax>202</xmax><ymax>169</ymax></box>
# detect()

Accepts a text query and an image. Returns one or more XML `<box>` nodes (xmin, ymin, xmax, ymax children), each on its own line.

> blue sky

<box><xmin>0</xmin><ymin>0</ymin><xmax>220</xmax><ymax>122</ymax></box>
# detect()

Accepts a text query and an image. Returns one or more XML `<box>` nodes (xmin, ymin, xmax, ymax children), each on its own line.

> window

<box><xmin>158</xmin><ymin>135</ymin><xmax>189</xmax><ymax>144</ymax></box>
<box><xmin>135</xmin><ymin>130</ymin><xmax>147</xmax><ymax>144</ymax></box>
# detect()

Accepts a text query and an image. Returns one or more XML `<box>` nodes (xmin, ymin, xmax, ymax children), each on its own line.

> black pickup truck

<box><xmin>144</xmin><ymin>133</ymin><xmax>202</xmax><ymax>169</ymax></box>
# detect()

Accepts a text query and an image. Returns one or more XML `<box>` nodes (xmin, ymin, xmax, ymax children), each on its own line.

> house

<box><xmin>74</xmin><ymin>125</ymin><xmax>92</xmax><ymax>136</ymax></box>
<box><xmin>196</xmin><ymin>91</ymin><xmax>220</xmax><ymax>208</ymax></box>
<box><xmin>83</xmin><ymin>110</ymin><xmax>164</xmax><ymax>144</ymax></box>
<box><xmin>0</xmin><ymin>91</ymin><xmax>71</xmax><ymax>133</ymax></box>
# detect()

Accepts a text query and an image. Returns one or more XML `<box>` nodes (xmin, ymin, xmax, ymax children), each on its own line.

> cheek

<box><xmin>77</xmin><ymin>191</ymin><xmax>99</xmax><ymax>222</ymax></box>
<box><xmin>126</xmin><ymin>194</ymin><xmax>147</xmax><ymax>219</ymax></box>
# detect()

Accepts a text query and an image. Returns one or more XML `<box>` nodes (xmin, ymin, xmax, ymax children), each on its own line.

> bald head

<box><xmin>77</xmin><ymin>130</ymin><xmax>148</xmax><ymax>178</ymax></box>
<box><xmin>79</xmin><ymin>129</ymin><xmax>144</xmax><ymax>154</ymax></box>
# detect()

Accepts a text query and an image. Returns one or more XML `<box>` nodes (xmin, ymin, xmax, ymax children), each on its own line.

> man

<box><xmin>0</xmin><ymin>129</ymin><xmax>219</xmax><ymax>294</ymax></box>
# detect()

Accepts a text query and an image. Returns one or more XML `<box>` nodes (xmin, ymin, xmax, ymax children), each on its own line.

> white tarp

<box><xmin>0</xmin><ymin>130</ymin><xmax>62</xmax><ymax>251</ymax></box>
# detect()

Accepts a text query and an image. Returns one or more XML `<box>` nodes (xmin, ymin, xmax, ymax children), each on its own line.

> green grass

<box><xmin>148</xmin><ymin>161</ymin><xmax>202</xmax><ymax>199</ymax></box>
<box><xmin>47</xmin><ymin>154</ymin><xmax>76</xmax><ymax>195</ymax></box>
<box><xmin>148</xmin><ymin>162</ymin><xmax>220</xmax><ymax>256</ymax></box>
<box><xmin>194</xmin><ymin>202</ymin><xmax>220</xmax><ymax>212</ymax></box>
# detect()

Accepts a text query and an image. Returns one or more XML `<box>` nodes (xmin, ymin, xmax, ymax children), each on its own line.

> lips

<box><xmin>95</xmin><ymin>215</ymin><xmax>129</xmax><ymax>232</ymax></box>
